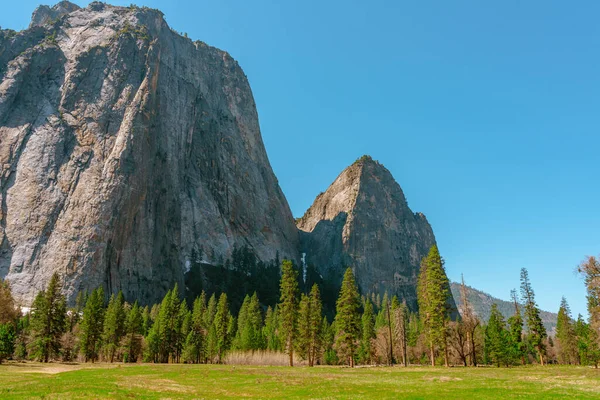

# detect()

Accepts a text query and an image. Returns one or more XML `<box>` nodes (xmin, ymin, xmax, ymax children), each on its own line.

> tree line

<box><xmin>0</xmin><ymin>246</ymin><xmax>598</xmax><ymax>367</ymax></box>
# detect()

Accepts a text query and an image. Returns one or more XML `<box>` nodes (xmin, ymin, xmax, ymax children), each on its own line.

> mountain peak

<box><xmin>30</xmin><ymin>1</ymin><xmax>80</xmax><ymax>28</ymax></box>
<box><xmin>297</xmin><ymin>158</ymin><xmax>448</xmax><ymax>311</ymax></box>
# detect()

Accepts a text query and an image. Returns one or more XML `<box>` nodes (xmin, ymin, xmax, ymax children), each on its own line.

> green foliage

<box><xmin>485</xmin><ymin>304</ymin><xmax>511</xmax><ymax>367</ymax></box>
<box><xmin>520</xmin><ymin>268</ymin><xmax>547</xmax><ymax>364</ymax></box>
<box><xmin>556</xmin><ymin>297</ymin><xmax>579</xmax><ymax>365</ymax></box>
<box><xmin>278</xmin><ymin>260</ymin><xmax>299</xmax><ymax>366</ymax></box>
<box><xmin>123</xmin><ymin>302</ymin><xmax>143</xmax><ymax>363</ymax></box>
<box><xmin>0</xmin><ymin>323</ymin><xmax>15</xmax><ymax>363</ymax></box>
<box><xmin>213</xmin><ymin>293</ymin><xmax>231</xmax><ymax>363</ymax></box>
<box><xmin>233</xmin><ymin>293</ymin><xmax>264</xmax><ymax>351</ymax></box>
<box><xmin>358</xmin><ymin>298</ymin><xmax>375</xmax><ymax>364</ymax></box>
<box><xmin>183</xmin><ymin>292</ymin><xmax>207</xmax><ymax>364</ymax></box>
<box><xmin>102</xmin><ymin>292</ymin><xmax>126</xmax><ymax>363</ymax></box>
<box><xmin>296</xmin><ymin>284</ymin><xmax>323</xmax><ymax>366</ymax></box>
<box><xmin>29</xmin><ymin>273</ymin><xmax>67</xmax><ymax>362</ymax></box>
<box><xmin>263</xmin><ymin>306</ymin><xmax>281</xmax><ymax>351</ymax></box>
<box><xmin>417</xmin><ymin>245</ymin><xmax>451</xmax><ymax>366</ymax></box>
<box><xmin>334</xmin><ymin>268</ymin><xmax>361</xmax><ymax>367</ymax></box>
<box><xmin>79</xmin><ymin>287</ymin><xmax>105</xmax><ymax>362</ymax></box>
<box><xmin>507</xmin><ymin>307</ymin><xmax>524</xmax><ymax>364</ymax></box>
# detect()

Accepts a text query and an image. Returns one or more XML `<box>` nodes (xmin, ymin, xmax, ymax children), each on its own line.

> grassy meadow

<box><xmin>0</xmin><ymin>362</ymin><xmax>598</xmax><ymax>399</ymax></box>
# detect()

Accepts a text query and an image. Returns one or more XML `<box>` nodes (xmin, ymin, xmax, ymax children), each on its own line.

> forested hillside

<box><xmin>450</xmin><ymin>282</ymin><xmax>557</xmax><ymax>333</ymax></box>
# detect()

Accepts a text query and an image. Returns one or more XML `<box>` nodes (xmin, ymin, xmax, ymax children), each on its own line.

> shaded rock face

<box><xmin>297</xmin><ymin>156</ymin><xmax>441</xmax><ymax>310</ymax></box>
<box><xmin>0</xmin><ymin>2</ymin><xmax>299</xmax><ymax>305</ymax></box>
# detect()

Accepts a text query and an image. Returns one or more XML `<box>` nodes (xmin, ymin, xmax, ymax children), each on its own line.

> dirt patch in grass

<box><xmin>0</xmin><ymin>362</ymin><xmax>99</xmax><ymax>375</ymax></box>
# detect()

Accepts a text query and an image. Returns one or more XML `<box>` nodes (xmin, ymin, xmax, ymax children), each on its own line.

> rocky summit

<box><xmin>0</xmin><ymin>2</ymin><xmax>299</xmax><ymax>305</ymax></box>
<box><xmin>297</xmin><ymin>156</ymin><xmax>452</xmax><ymax>311</ymax></box>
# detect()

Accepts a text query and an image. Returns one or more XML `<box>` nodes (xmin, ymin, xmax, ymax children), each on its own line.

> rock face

<box><xmin>29</xmin><ymin>1</ymin><xmax>81</xmax><ymax>28</ymax></box>
<box><xmin>297</xmin><ymin>156</ymin><xmax>442</xmax><ymax>310</ymax></box>
<box><xmin>0</xmin><ymin>2</ymin><xmax>299</xmax><ymax>305</ymax></box>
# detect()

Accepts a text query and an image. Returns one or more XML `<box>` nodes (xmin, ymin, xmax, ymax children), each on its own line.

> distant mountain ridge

<box><xmin>450</xmin><ymin>282</ymin><xmax>558</xmax><ymax>334</ymax></box>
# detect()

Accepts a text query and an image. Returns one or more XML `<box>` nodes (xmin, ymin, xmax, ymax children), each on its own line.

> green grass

<box><xmin>0</xmin><ymin>363</ymin><xmax>598</xmax><ymax>399</ymax></box>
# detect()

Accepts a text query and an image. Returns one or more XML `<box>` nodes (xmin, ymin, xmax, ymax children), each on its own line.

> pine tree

<box><xmin>184</xmin><ymin>292</ymin><xmax>207</xmax><ymax>363</ymax></box>
<box><xmin>214</xmin><ymin>292</ymin><xmax>230</xmax><ymax>363</ymax></box>
<box><xmin>234</xmin><ymin>295</ymin><xmax>251</xmax><ymax>350</ymax></box>
<box><xmin>175</xmin><ymin>301</ymin><xmax>190</xmax><ymax>363</ymax></box>
<box><xmin>156</xmin><ymin>285</ymin><xmax>183</xmax><ymax>363</ymax></box>
<box><xmin>278</xmin><ymin>260</ymin><xmax>299</xmax><ymax>366</ymax></box>
<box><xmin>485</xmin><ymin>304</ymin><xmax>510</xmax><ymax>367</ymax></box>
<box><xmin>359</xmin><ymin>298</ymin><xmax>376</xmax><ymax>365</ymax></box>
<box><xmin>520</xmin><ymin>268</ymin><xmax>547</xmax><ymax>366</ymax></box>
<box><xmin>556</xmin><ymin>297</ymin><xmax>578</xmax><ymax>365</ymax></box>
<box><xmin>334</xmin><ymin>268</ymin><xmax>361</xmax><ymax>367</ymax></box>
<box><xmin>124</xmin><ymin>301</ymin><xmax>143</xmax><ymax>363</ymax></box>
<box><xmin>79</xmin><ymin>287</ymin><xmax>105</xmax><ymax>362</ymax></box>
<box><xmin>578</xmin><ymin>256</ymin><xmax>600</xmax><ymax>368</ymax></box>
<box><xmin>242</xmin><ymin>293</ymin><xmax>264</xmax><ymax>350</ymax></box>
<box><xmin>507</xmin><ymin>289</ymin><xmax>525</xmax><ymax>365</ymax></box>
<box><xmin>417</xmin><ymin>245</ymin><xmax>451</xmax><ymax>367</ymax></box>
<box><xmin>264</xmin><ymin>306</ymin><xmax>281</xmax><ymax>351</ymax></box>
<box><xmin>142</xmin><ymin>306</ymin><xmax>151</xmax><ymax>336</ymax></box>
<box><xmin>205</xmin><ymin>294</ymin><xmax>218</xmax><ymax>362</ymax></box>
<box><xmin>393</xmin><ymin>300</ymin><xmax>409</xmax><ymax>367</ymax></box>
<box><xmin>308</xmin><ymin>284</ymin><xmax>323</xmax><ymax>366</ymax></box>
<box><xmin>102</xmin><ymin>291</ymin><xmax>126</xmax><ymax>362</ymax></box>
<box><xmin>0</xmin><ymin>321</ymin><xmax>15</xmax><ymax>364</ymax></box>
<box><xmin>30</xmin><ymin>273</ymin><xmax>67</xmax><ymax>362</ymax></box>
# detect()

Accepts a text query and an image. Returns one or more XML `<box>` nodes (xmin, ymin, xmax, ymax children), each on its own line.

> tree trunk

<box><xmin>289</xmin><ymin>346</ymin><xmax>294</xmax><ymax>367</ymax></box>
<box><xmin>430</xmin><ymin>342</ymin><xmax>435</xmax><ymax>367</ymax></box>
<box><xmin>444</xmin><ymin>344</ymin><xmax>449</xmax><ymax>368</ymax></box>
<box><xmin>470</xmin><ymin>334</ymin><xmax>477</xmax><ymax>367</ymax></box>
<box><xmin>538</xmin><ymin>347</ymin><xmax>544</xmax><ymax>366</ymax></box>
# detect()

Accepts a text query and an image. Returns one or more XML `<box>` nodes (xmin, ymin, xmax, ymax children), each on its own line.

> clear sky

<box><xmin>2</xmin><ymin>1</ymin><xmax>598</xmax><ymax>318</ymax></box>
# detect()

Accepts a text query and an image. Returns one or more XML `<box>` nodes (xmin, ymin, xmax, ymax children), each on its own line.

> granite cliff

<box><xmin>0</xmin><ymin>2</ymin><xmax>299</xmax><ymax>305</ymax></box>
<box><xmin>297</xmin><ymin>156</ymin><xmax>453</xmax><ymax>311</ymax></box>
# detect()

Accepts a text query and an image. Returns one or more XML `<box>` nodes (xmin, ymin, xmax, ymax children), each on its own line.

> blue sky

<box><xmin>2</xmin><ymin>1</ymin><xmax>598</xmax><ymax>318</ymax></box>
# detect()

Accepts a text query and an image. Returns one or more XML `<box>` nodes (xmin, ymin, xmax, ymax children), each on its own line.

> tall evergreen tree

<box><xmin>205</xmin><ymin>294</ymin><xmax>218</xmax><ymax>362</ymax></box>
<box><xmin>264</xmin><ymin>306</ymin><xmax>281</xmax><ymax>351</ymax></box>
<box><xmin>507</xmin><ymin>289</ymin><xmax>525</xmax><ymax>365</ymax></box>
<box><xmin>102</xmin><ymin>291</ymin><xmax>126</xmax><ymax>362</ymax></box>
<box><xmin>334</xmin><ymin>268</ymin><xmax>361</xmax><ymax>367</ymax></box>
<box><xmin>360</xmin><ymin>298</ymin><xmax>376</xmax><ymax>365</ymax></box>
<box><xmin>79</xmin><ymin>287</ymin><xmax>105</xmax><ymax>362</ymax></box>
<box><xmin>278</xmin><ymin>260</ymin><xmax>299</xmax><ymax>366</ymax></box>
<box><xmin>556</xmin><ymin>297</ymin><xmax>578</xmax><ymax>365</ymax></box>
<box><xmin>184</xmin><ymin>292</ymin><xmax>207</xmax><ymax>363</ymax></box>
<box><xmin>417</xmin><ymin>245</ymin><xmax>451</xmax><ymax>367</ymax></box>
<box><xmin>124</xmin><ymin>301</ymin><xmax>143</xmax><ymax>363</ymax></box>
<box><xmin>308</xmin><ymin>284</ymin><xmax>323</xmax><ymax>366</ymax></box>
<box><xmin>30</xmin><ymin>273</ymin><xmax>67</xmax><ymax>362</ymax></box>
<box><xmin>485</xmin><ymin>304</ymin><xmax>510</xmax><ymax>367</ymax></box>
<box><xmin>214</xmin><ymin>292</ymin><xmax>230</xmax><ymax>363</ymax></box>
<box><xmin>578</xmin><ymin>256</ymin><xmax>600</xmax><ymax>368</ymax></box>
<box><xmin>393</xmin><ymin>300</ymin><xmax>409</xmax><ymax>367</ymax></box>
<box><xmin>520</xmin><ymin>268</ymin><xmax>547</xmax><ymax>366</ymax></box>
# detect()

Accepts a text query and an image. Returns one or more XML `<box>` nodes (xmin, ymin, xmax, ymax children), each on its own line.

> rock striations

<box><xmin>297</xmin><ymin>156</ymin><xmax>446</xmax><ymax>311</ymax></box>
<box><xmin>0</xmin><ymin>2</ymin><xmax>299</xmax><ymax>305</ymax></box>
